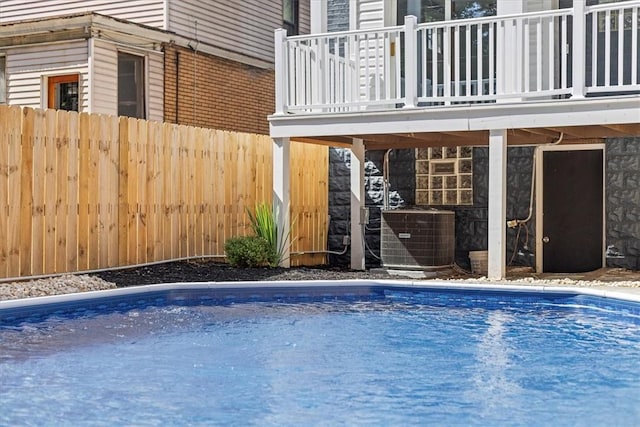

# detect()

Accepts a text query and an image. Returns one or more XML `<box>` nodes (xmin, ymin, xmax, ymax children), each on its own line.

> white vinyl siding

<box><xmin>91</xmin><ymin>40</ymin><xmax>118</xmax><ymax>114</ymax></box>
<box><xmin>354</xmin><ymin>0</ymin><xmax>385</xmax><ymax>30</ymax></box>
<box><xmin>91</xmin><ymin>40</ymin><xmax>163</xmax><ymax>120</ymax></box>
<box><xmin>167</xmin><ymin>0</ymin><xmax>310</xmax><ymax>63</ymax></box>
<box><xmin>5</xmin><ymin>41</ymin><xmax>89</xmax><ymax>110</ymax></box>
<box><xmin>0</xmin><ymin>0</ymin><xmax>166</xmax><ymax>28</ymax></box>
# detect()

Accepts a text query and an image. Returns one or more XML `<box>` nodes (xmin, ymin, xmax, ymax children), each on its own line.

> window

<box><xmin>0</xmin><ymin>56</ymin><xmax>6</xmax><ymax>104</ymax></box>
<box><xmin>48</xmin><ymin>75</ymin><xmax>79</xmax><ymax>111</ymax></box>
<box><xmin>415</xmin><ymin>147</ymin><xmax>473</xmax><ymax>206</ymax></box>
<box><xmin>118</xmin><ymin>52</ymin><xmax>145</xmax><ymax>119</ymax></box>
<box><xmin>283</xmin><ymin>0</ymin><xmax>299</xmax><ymax>36</ymax></box>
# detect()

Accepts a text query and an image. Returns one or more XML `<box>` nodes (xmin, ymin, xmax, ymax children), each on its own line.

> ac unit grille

<box><xmin>380</xmin><ymin>209</ymin><xmax>455</xmax><ymax>269</ymax></box>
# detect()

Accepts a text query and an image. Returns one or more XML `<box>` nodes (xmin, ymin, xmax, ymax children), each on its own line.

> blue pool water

<box><xmin>1</xmin><ymin>285</ymin><xmax>640</xmax><ymax>426</ymax></box>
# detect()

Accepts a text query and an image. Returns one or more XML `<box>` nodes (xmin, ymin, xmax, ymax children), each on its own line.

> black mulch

<box><xmin>95</xmin><ymin>260</ymin><xmax>401</xmax><ymax>287</ymax></box>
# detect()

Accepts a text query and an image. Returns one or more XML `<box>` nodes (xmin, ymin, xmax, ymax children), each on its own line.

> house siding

<box><xmin>91</xmin><ymin>39</ymin><xmax>118</xmax><ymax>115</ymax></box>
<box><xmin>167</xmin><ymin>0</ymin><xmax>310</xmax><ymax>64</ymax></box>
<box><xmin>355</xmin><ymin>0</ymin><xmax>385</xmax><ymax>30</ymax></box>
<box><xmin>4</xmin><ymin>40</ymin><xmax>89</xmax><ymax>110</ymax></box>
<box><xmin>0</xmin><ymin>0</ymin><xmax>166</xmax><ymax>28</ymax></box>
<box><xmin>163</xmin><ymin>44</ymin><xmax>274</xmax><ymax>134</ymax></box>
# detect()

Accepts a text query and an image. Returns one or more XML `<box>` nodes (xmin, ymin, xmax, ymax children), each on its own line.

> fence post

<box><xmin>274</xmin><ymin>29</ymin><xmax>288</xmax><ymax>115</ymax></box>
<box><xmin>572</xmin><ymin>1</ymin><xmax>587</xmax><ymax>98</ymax></box>
<box><xmin>403</xmin><ymin>15</ymin><xmax>418</xmax><ymax>108</ymax></box>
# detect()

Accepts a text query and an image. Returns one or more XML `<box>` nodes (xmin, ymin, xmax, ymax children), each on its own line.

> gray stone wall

<box><xmin>469</xmin><ymin>147</ymin><xmax>536</xmax><ymax>269</ymax></box>
<box><xmin>606</xmin><ymin>137</ymin><xmax>640</xmax><ymax>270</ymax></box>
<box><xmin>327</xmin><ymin>148</ymin><xmax>415</xmax><ymax>266</ymax></box>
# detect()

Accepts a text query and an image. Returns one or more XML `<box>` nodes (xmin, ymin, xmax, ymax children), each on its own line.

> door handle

<box><xmin>542</xmin><ymin>236</ymin><xmax>550</xmax><ymax>243</ymax></box>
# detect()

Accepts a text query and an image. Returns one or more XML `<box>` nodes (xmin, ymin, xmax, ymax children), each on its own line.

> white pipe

<box><xmin>383</xmin><ymin>149</ymin><xmax>392</xmax><ymax>210</ymax></box>
<box><xmin>511</xmin><ymin>132</ymin><xmax>564</xmax><ymax>225</ymax></box>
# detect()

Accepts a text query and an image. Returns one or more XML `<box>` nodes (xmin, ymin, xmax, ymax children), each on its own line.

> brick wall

<box><xmin>163</xmin><ymin>44</ymin><xmax>274</xmax><ymax>135</ymax></box>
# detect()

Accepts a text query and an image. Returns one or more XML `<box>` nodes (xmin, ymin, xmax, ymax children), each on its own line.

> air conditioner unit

<box><xmin>380</xmin><ymin>209</ymin><xmax>455</xmax><ymax>269</ymax></box>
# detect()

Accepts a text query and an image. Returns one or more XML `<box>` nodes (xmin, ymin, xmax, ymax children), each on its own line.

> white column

<box><xmin>488</xmin><ymin>129</ymin><xmax>507</xmax><ymax>280</ymax></box>
<box><xmin>350</xmin><ymin>138</ymin><xmax>366</xmax><ymax>270</ymax></box>
<box><xmin>310</xmin><ymin>0</ymin><xmax>327</xmax><ymax>33</ymax></box>
<box><xmin>273</xmin><ymin>137</ymin><xmax>291</xmax><ymax>268</ymax></box>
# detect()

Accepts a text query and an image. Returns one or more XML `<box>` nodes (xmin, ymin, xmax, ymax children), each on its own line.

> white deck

<box><xmin>271</xmin><ymin>1</ymin><xmax>640</xmax><ymax>144</ymax></box>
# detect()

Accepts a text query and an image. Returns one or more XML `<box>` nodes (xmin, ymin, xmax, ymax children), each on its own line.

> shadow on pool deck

<box><xmin>503</xmin><ymin>266</ymin><xmax>640</xmax><ymax>283</ymax></box>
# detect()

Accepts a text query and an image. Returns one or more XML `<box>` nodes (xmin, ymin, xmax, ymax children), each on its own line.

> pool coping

<box><xmin>2</xmin><ymin>279</ymin><xmax>640</xmax><ymax>311</ymax></box>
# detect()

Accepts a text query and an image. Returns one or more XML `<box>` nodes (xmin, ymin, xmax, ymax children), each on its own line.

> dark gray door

<box><xmin>542</xmin><ymin>149</ymin><xmax>603</xmax><ymax>273</ymax></box>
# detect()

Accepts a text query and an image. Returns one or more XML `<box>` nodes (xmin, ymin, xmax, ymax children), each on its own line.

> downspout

<box><xmin>383</xmin><ymin>149</ymin><xmax>392</xmax><ymax>210</ymax></box>
<box><xmin>175</xmin><ymin>51</ymin><xmax>179</xmax><ymax>123</ymax></box>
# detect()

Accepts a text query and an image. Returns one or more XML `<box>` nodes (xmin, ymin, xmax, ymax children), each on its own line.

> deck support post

<box><xmin>488</xmin><ymin>129</ymin><xmax>507</xmax><ymax>280</ymax></box>
<box><xmin>273</xmin><ymin>137</ymin><xmax>291</xmax><ymax>268</ymax></box>
<box><xmin>350</xmin><ymin>138</ymin><xmax>366</xmax><ymax>271</ymax></box>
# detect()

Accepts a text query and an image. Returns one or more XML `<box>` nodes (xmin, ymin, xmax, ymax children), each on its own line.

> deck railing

<box><xmin>274</xmin><ymin>0</ymin><xmax>640</xmax><ymax>114</ymax></box>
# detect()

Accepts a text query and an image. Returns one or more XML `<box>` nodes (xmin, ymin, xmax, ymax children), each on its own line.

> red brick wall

<box><xmin>163</xmin><ymin>45</ymin><xmax>274</xmax><ymax>135</ymax></box>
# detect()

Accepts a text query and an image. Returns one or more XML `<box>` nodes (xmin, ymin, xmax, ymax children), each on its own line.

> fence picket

<box><xmin>44</xmin><ymin>110</ymin><xmax>58</xmax><ymax>274</ymax></box>
<box><xmin>0</xmin><ymin>106</ymin><xmax>8</xmax><ymax>277</ymax></box>
<box><xmin>7</xmin><ymin>106</ymin><xmax>22</xmax><ymax>277</ymax></box>
<box><xmin>56</xmin><ymin>111</ymin><xmax>70</xmax><ymax>273</ymax></box>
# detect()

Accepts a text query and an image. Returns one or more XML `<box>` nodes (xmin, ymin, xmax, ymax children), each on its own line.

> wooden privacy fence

<box><xmin>0</xmin><ymin>105</ymin><xmax>328</xmax><ymax>280</ymax></box>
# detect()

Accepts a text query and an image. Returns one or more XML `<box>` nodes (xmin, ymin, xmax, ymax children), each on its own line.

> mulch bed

<box><xmin>95</xmin><ymin>260</ymin><xmax>404</xmax><ymax>287</ymax></box>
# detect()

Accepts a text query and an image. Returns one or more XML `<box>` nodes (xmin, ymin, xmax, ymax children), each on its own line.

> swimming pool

<box><xmin>1</xmin><ymin>281</ymin><xmax>640</xmax><ymax>426</ymax></box>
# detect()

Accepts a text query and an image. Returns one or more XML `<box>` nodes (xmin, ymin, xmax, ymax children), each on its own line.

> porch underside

<box><xmin>271</xmin><ymin>97</ymin><xmax>640</xmax><ymax>149</ymax></box>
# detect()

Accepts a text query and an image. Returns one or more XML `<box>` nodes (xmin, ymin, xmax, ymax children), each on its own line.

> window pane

<box><xmin>0</xmin><ymin>56</ymin><xmax>5</xmax><ymax>104</ymax></box>
<box><xmin>118</xmin><ymin>53</ymin><xmax>145</xmax><ymax>119</ymax></box>
<box><xmin>282</xmin><ymin>0</ymin><xmax>299</xmax><ymax>35</ymax></box>
<box><xmin>56</xmin><ymin>81</ymin><xmax>79</xmax><ymax>111</ymax></box>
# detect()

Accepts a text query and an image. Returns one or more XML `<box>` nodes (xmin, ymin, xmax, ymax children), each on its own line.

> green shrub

<box><xmin>224</xmin><ymin>236</ymin><xmax>275</xmax><ymax>268</ymax></box>
<box><xmin>246</xmin><ymin>202</ymin><xmax>295</xmax><ymax>267</ymax></box>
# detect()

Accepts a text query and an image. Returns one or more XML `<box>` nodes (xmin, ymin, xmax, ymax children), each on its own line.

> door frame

<box><xmin>535</xmin><ymin>143</ymin><xmax>606</xmax><ymax>273</ymax></box>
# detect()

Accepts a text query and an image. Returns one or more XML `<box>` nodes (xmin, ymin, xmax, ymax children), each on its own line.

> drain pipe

<box><xmin>507</xmin><ymin>132</ymin><xmax>564</xmax><ymax>227</ymax></box>
<box><xmin>383</xmin><ymin>149</ymin><xmax>392</xmax><ymax>210</ymax></box>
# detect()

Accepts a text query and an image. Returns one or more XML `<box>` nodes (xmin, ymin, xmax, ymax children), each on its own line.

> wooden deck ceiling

<box><xmin>294</xmin><ymin>123</ymin><xmax>640</xmax><ymax>150</ymax></box>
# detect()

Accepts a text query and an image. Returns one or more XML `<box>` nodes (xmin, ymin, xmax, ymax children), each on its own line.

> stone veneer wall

<box><xmin>606</xmin><ymin>137</ymin><xmax>640</xmax><ymax>270</ymax></box>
